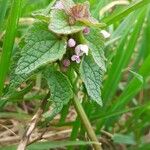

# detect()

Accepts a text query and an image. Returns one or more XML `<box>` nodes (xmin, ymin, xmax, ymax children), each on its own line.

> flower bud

<box><xmin>68</xmin><ymin>38</ymin><xmax>76</xmax><ymax>47</ymax></box>
<box><xmin>62</xmin><ymin>59</ymin><xmax>70</xmax><ymax>67</ymax></box>
<box><xmin>83</xmin><ymin>27</ymin><xmax>90</xmax><ymax>35</ymax></box>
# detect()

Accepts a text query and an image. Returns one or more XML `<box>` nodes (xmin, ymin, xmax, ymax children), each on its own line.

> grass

<box><xmin>0</xmin><ymin>0</ymin><xmax>22</xmax><ymax>96</ymax></box>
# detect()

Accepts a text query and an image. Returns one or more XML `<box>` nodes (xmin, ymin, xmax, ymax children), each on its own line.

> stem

<box><xmin>0</xmin><ymin>0</ymin><xmax>21</xmax><ymax>96</ymax></box>
<box><xmin>72</xmin><ymin>96</ymin><xmax>102</xmax><ymax>150</ymax></box>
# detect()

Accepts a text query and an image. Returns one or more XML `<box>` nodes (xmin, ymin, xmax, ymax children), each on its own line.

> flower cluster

<box><xmin>71</xmin><ymin>44</ymin><xmax>88</xmax><ymax>63</ymax></box>
<box><xmin>70</xmin><ymin>27</ymin><xmax>90</xmax><ymax>63</ymax></box>
<box><xmin>68</xmin><ymin>38</ymin><xmax>89</xmax><ymax>64</ymax></box>
<box><xmin>61</xmin><ymin>27</ymin><xmax>90</xmax><ymax>72</ymax></box>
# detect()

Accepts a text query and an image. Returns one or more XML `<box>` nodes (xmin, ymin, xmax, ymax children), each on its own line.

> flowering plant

<box><xmin>1</xmin><ymin>0</ymin><xmax>149</xmax><ymax>149</ymax></box>
<box><xmin>6</xmin><ymin>0</ymin><xmax>108</xmax><ymax>123</ymax></box>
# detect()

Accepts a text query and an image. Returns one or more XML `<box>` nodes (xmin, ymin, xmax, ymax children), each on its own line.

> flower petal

<box><xmin>71</xmin><ymin>55</ymin><xmax>81</xmax><ymax>63</ymax></box>
<box><xmin>80</xmin><ymin>44</ymin><xmax>89</xmax><ymax>55</ymax></box>
<box><xmin>71</xmin><ymin>55</ymin><xmax>77</xmax><ymax>61</ymax></box>
<box><xmin>75</xmin><ymin>45</ymin><xmax>81</xmax><ymax>55</ymax></box>
<box><xmin>76</xmin><ymin>57</ymin><xmax>81</xmax><ymax>63</ymax></box>
<box><xmin>101</xmin><ymin>30</ymin><xmax>110</xmax><ymax>38</ymax></box>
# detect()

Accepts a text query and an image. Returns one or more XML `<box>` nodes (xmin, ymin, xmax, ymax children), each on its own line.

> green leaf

<box><xmin>0</xmin><ymin>0</ymin><xmax>9</xmax><ymax>31</ymax></box>
<box><xmin>112</xmin><ymin>133</ymin><xmax>136</xmax><ymax>145</ymax></box>
<box><xmin>80</xmin><ymin>54</ymin><xmax>103</xmax><ymax>106</ymax></box>
<box><xmin>27</xmin><ymin>141</ymin><xmax>98</xmax><ymax>150</ymax></box>
<box><xmin>0</xmin><ymin>0</ymin><xmax>21</xmax><ymax>96</ymax></box>
<box><xmin>137</xmin><ymin>144</ymin><xmax>150</xmax><ymax>150</ymax></box>
<box><xmin>43</xmin><ymin>69</ymin><xmax>73</xmax><ymax>122</ymax></box>
<box><xmin>8</xmin><ymin>45</ymin><xmax>38</xmax><ymax>93</ymax></box>
<box><xmin>1</xmin><ymin>141</ymin><xmax>98</xmax><ymax>150</ymax></box>
<box><xmin>112</xmin><ymin>53</ymin><xmax>150</xmax><ymax>112</ymax></box>
<box><xmin>8</xmin><ymin>46</ymin><xmax>30</xmax><ymax>91</ymax></box>
<box><xmin>32</xmin><ymin>0</ymin><xmax>57</xmax><ymax>22</ymax></box>
<box><xmin>84</xmin><ymin>28</ymin><xmax>106</xmax><ymax>72</ymax></box>
<box><xmin>60</xmin><ymin>0</ymin><xmax>75</xmax><ymax>11</ymax></box>
<box><xmin>102</xmin><ymin>0</ymin><xmax>150</xmax><ymax>25</ymax></box>
<box><xmin>0</xmin><ymin>47</ymin><xmax>33</xmax><ymax>107</ymax></box>
<box><xmin>129</xmin><ymin>70</ymin><xmax>143</xmax><ymax>84</ymax></box>
<box><xmin>48</xmin><ymin>9</ymin><xmax>85</xmax><ymax>35</ymax></box>
<box><xmin>92</xmin><ymin>104</ymin><xmax>146</xmax><ymax>121</ymax></box>
<box><xmin>110</xmin><ymin>11</ymin><xmax>140</xmax><ymax>40</ymax></box>
<box><xmin>102</xmin><ymin>9</ymin><xmax>146</xmax><ymax>103</ymax></box>
<box><xmin>15</xmin><ymin>22</ymin><xmax>67</xmax><ymax>74</ymax></box>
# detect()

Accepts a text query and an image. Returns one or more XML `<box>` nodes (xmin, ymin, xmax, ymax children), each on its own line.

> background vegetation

<box><xmin>0</xmin><ymin>0</ymin><xmax>150</xmax><ymax>150</ymax></box>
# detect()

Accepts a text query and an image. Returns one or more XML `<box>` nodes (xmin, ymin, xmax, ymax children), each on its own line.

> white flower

<box><xmin>75</xmin><ymin>45</ymin><xmax>82</xmax><ymax>56</ymax></box>
<box><xmin>75</xmin><ymin>44</ymin><xmax>89</xmax><ymax>56</ymax></box>
<box><xmin>101</xmin><ymin>30</ymin><xmax>111</xmax><ymax>38</ymax></box>
<box><xmin>80</xmin><ymin>44</ymin><xmax>89</xmax><ymax>55</ymax></box>
<box><xmin>71</xmin><ymin>55</ymin><xmax>81</xmax><ymax>63</ymax></box>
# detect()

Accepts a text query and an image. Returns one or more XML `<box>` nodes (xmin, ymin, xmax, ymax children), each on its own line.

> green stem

<box><xmin>72</xmin><ymin>96</ymin><xmax>102</xmax><ymax>150</ymax></box>
<box><xmin>0</xmin><ymin>0</ymin><xmax>22</xmax><ymax>96</ymax></box>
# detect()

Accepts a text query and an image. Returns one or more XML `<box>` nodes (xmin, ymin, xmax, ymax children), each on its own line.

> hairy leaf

<box><xmin>8</xmin><ymin>46</ymin><xmax>29</xmax><ymax>91</ymax></box>
<box><xmin>84</xmin><ymin>28</ymin><xmax>106</xmax><ymax>72</ymax></box>
<box><xmin>32</xmin><ymin>0</ymin><xmax>57</xmax><ymax>22</ymax></box>
<box><xmin>80</xmin><ymin>54</ymin><xmax>103</xmax><ymax>106</ymax></box>
<box><xmin>48</xmin><ymin>9</ymin><xmax>85</xmax><ymax>35</ymax></box>
<box><xmin>60</xmin><ymin>0</ymin><xmax>75</xmax><ymax>12</ymax></box>
<box><xmin>15</xmin><ymin>22</ymin><xmax>67</xmax><ymax>74</ymax></box>
<box><xmin>43</xmin><ymin>69</ymin><xmax>73</xmax><ymax>122</ymax></box>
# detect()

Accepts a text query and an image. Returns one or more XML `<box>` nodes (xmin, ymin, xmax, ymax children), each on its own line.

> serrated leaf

<box><xmin>84</xmin><ymin>28</ymin><xmax>106</xmax><ymax>72</ymax></box>
<box><xmin>60</xmin><ymin>0</ymin><xmax>75</xmax><ymax>12</ymax></box>
<box><xmin>15</xmin><ymin>22</ymin><xmax>67</xmax><ymax>74</ymax></box>
<box><xmin>43</xmin><ymin>69</ymin><xmax>73</xmax><ymax>121</ymax></box>
<box><xmin>80</xmin><ymin>54</ymin><xmax>103</xmax><ymax>106</ymax></box>
<box><xmin>8</xmin><ymin>42</ymin><xmax>42</xmax><ymax>92</ymax></box>
<box><xmin>8</xmin><ymin>46</ymin><xmax>30</xmax><ymax>91</ymax></box>
<box><xmin>48</xmin><ymin>9</ymin><xmax>85</xmax><ymax>35</ymax></box>
<box><xmin>32</xmin><ymin>0</ymin><xmax>57</xmax><ymax>22</ymax></box>
<box><xmin>45</xmin><ymin>71</ymin><xmax>73</xmax><ymax>104</ymax></box>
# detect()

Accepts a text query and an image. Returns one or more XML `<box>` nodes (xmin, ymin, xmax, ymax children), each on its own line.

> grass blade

<box><xmin>102</xmin><ymin>0</ymin><xmax>150</xmax><ymax>25</ymax></box>
<box><xmin>1</xmin><ymin>141</ymin><xmax>100</xmax><ymax>150</ymax></box>
<box><xmin>102</xmin><ymin>9</ymin><xmax>146</xmax><ymax>103</ymax></box>
<box><xmin>111</xmin><ymin>54</ymin><xmax>150</xmax><ymax>112</ymax></box>
<box><xmin>0</xmin><ymin>0</ymin><xmax>9</xmax><ymax>31</ymax></box>
<box><xmin>0</xmin><ymin>0</ymin><xmax>22</xmax><ymax>96</ymax></box>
